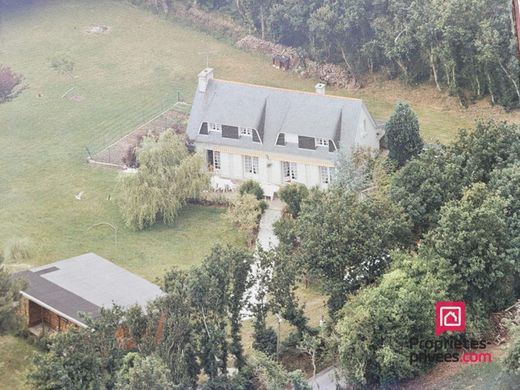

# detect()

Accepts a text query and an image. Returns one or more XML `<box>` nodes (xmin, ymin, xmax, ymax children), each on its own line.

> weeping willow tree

<box><xmin>117</xmin><ymin>130</ymin><xmax>209</xmax><ymax>230</ymax></box>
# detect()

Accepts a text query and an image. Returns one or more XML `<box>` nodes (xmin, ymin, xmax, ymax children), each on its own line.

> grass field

<box><xmin>0</xmin><ymin>335</ymin><xmax>36</xmax><ymax>390</ymax></box>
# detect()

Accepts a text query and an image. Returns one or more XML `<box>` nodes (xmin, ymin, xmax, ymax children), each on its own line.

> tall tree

<box><xmin>385</xmin><ymin>102</ymin><xmax>423</xmax><ymax>167</ymax></box>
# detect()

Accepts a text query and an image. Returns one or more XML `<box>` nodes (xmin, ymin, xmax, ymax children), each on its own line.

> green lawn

<box><xmin>0</xmin><ymin>0</ymin><xmax>255</xmax><ymax>279</ymax></box>
<box><xmin>0</xmin><ymin>335</ymin><xmax>36</xmax><ymax>390</ymax></box>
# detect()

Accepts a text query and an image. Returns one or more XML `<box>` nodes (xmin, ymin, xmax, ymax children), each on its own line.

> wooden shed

<box><xmin>14</xmin><ymin>253</ymin><xmax>164</xmax><ymax>336</ymax></box>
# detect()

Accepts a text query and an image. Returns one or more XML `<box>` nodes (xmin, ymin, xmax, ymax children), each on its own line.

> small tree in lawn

<box><xmin>116</xmin><ymin>130</ymin><xmax>209</xmax><ymax>230</ymax></box>
<box><xmin>385</xmin><ymin>103</ymin><xmax>423</xmax><ymax>167</ymax></box>
<box><xmin>0</xmin><ymin>65</ymin><xmax>24</xmax><ymax>103</ymax></box>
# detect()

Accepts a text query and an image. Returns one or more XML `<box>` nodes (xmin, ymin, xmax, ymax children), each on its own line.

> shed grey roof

<box><xmin>15</xmin><ymin>253</ymin><xmax>163</xmax><ymax>326</ymax></box>
<box><xmin>187</xmin><ymin>76</ymin><xmax>375</xmax><ymax>160</ymax></box>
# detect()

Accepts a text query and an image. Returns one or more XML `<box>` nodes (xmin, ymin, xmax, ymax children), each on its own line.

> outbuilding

<box><xmin>14</xmin><ymin>253</ymin><xmax>163</xmax><ymax>336</ymax></box>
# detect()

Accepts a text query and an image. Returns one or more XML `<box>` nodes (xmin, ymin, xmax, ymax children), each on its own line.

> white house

<box><xmin>186</xmin><ymin>68</ymin><xmax>384</xmax><ymax>192</ymax></box>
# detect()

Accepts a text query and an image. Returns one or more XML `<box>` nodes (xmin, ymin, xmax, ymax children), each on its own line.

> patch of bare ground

<box><xmin>90</xmin><ymin>109</ymin><xmax>187</xmax><ymax>167</ymax></box>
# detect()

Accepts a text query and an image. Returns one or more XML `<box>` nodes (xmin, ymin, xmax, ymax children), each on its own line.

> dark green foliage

<box><xmin>391</xmin><ymin>121</ymin><xmax>520</xmax><ymax>235</ymax></box>
<box><xmin>503</xmin><ymin>319</ymin><xmax>520</xmax><ymax>376</ymax></box>
<box><xmin>336</xmin><ymin>253</ymin><xmax>457</xmax><ymax>387</ymax></box>
<box><xmin>385</xmin><ymin>103</ymin><xmax>423</xmax><ymax>167</ymax></box>
<box><xmin>239</xmin><ymin>179</ymin><xmax>264</xmax><ymax>200</ymax></box>
<box><xmin>278</xmin><ymin>183</ymin><xmax>309</xmax><ymax>217</ymax></box>
<box><xmin>423</xmin><ymin>184</ymin><xmax>515</xmax><ymax>318</ymax></box>
<box><xmin>183</xmin><ymin>0</ymin><xmax>520</xmax><ymax>109</ymax></box>
<box><xmin>390</xmin><ymin>148</ymin><xmax>464</xmax><ymax>234</ymax></box>
<box><xmin>489</xmin><ymin>163</ymin><xmax>520</xmax><ymax>295</ymax></box>
<box><xmin>295</xmin><ymin>190</ymin><xmax>412</xmax><ymax>315</ymax></box>
<box><xmin>449</xmin><ymin>121</ymin><xmax>520</xmax><ymax>185</ymax></box>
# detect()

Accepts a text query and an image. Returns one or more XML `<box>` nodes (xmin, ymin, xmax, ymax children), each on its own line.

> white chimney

<box><xmin>198</xmin><ymin>68</ymin><xmax>214</xmax><ymax>93</ymax></box>
<box><xmin>315</xmin><ymin>82</ymin><xmax>326</xmax><ymax>95</ymax></box>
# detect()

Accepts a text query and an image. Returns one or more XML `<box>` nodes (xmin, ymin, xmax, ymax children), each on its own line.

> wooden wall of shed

<box><xmin>19</xmin><ymin>297</ymin><xmax>76</xmax><ymax>331</ymax></box>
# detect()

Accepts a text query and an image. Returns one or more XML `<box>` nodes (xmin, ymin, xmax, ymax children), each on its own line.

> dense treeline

<box><xmin>182</xmin><ymin>0</ymin><xmax>520</xmax><ymax>110</ymax></box>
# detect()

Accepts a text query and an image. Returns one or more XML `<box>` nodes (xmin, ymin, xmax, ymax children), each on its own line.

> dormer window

<box><xmin>276</xmin><ymin>133</ymin><xmax>286</xmax><ymax>146</ymax></box>
<box><xmin>316</xmin><ymin>138</ymin><xmax>329</xmax><ymax>147</ymax></box>
<box><xmin>208</xmin><ymin>123</ymin><xmax>222</xmax><ymax>133</ymax></box>
<box><xmin>240</xmin><ymin>127</ymin><xmax>253</xmax><ymax>137</ymax></box>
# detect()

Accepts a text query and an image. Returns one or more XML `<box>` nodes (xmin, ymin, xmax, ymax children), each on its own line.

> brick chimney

<box><xmin>315</xmin><ymin>82</ymin><xmax>326</xmax><ymax>95</ymax></box>
<box><xmin>198</xmin><ymin>68</ymin><xmax>214</xmax><ymax>93</ymax></box>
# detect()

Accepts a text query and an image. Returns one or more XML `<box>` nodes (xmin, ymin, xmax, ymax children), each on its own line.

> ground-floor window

<box><xmin>282</xmin><ymin>161</ymin><xmax>298</xmax><ymax>181</ymax></box>
<box><xmin>243</xmin><ymin>155</ymin><xmax>259</xmax><ymax>175</ymax></box>
<box><xmin>208</xmin><ymin>150</ymin><xmax>221</xmax><ymax>170</ymax></box>
<box><xmin>213</xmin><ymin>151</ymin><xmax>221</xmax><ymax>170</ymax></box>
<box><xmin>319</xmin><ymin>166</ymin><xmax>335</xmax><ymax>184</ymax></box>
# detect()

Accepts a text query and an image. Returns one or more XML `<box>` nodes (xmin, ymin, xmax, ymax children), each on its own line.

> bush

<box><xmin>3</xmin><ymin>237</ymin><xmax>33</xmax><ymax>262</ymax></box>
<box><xmin>385</xmin><ymin>103</ymin><xmax>423</xmax><ymax>167</ymax></box>
<box><xmin>278</xmin><ymin>183</ymin><xmax>308</xmax><ymax>217</ymax></box>
<box><xmin>239</xmin><ymin>180</ymin><xmax>264</xmax><ymax>200</ymax></box>
<box><xmin>253</xmin><ymin>326</ymin><xmax>277</xmax><ymax>356</ymax></box>
<box><xmin>0</xmin><ymin>65</ymin><xmax>24</xmax><ymax>103</ymax></box>
<box><xmin>224</xmin><ymin>194</ymin><xmax>263</xmax><ymax>246</ymax></box>
<box><xmin>336</xmin><ymin>253</ymin><xmax>456</xmax><ymax>387</ymax></box>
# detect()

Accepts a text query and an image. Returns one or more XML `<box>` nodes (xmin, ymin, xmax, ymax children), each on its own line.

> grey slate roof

<box><xmin>187</xmin><ymin>78</ymin><xmax>374</xmax><ymax>160</ymax></box>
<box><xmin>15</xmin><ymin>253</ymin><xmax>163</xmax><ymax>326</ymax></box>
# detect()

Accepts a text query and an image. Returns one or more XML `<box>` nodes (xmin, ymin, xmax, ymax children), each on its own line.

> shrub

<box><xmin>239</xmin><ymin>180</ymin><xmax>264</xmax><ymax>200</ymax></box>
<box><xmin>278</xmin><ymin>183</ymin><xmax>308</xmax><ymax>217</ymax></box>
<box><xmin>224</xmin><ymin>194</ymin><xmax>263</xmax><ymax>246</ymax></box>
<box><xmin>122</xmin><ymin>145</ymin><xmax>138</xmax><ymax>168</ymax></box>
<box><xmin>3</xmin><ymin>237</ymin><xmax>33</xmax><ymax>262</ymax></box>
<box><xmin>0</xmin><ymin>65</ymin><xmax>24</xmax><ymax>103</ymax></box>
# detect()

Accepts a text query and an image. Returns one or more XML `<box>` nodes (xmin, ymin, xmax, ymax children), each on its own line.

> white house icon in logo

<box><xmin>440</xmin><ymin>307</ymin><xmax>461</xmax><ymax>327</ymax></box>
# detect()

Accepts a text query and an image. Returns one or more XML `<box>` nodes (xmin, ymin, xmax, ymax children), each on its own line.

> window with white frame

<box><xmin>239</xmin><ymin>127</ymin><xmax>253</xmax><ymax>137</ymax></box>
<box><xmin>319</xmin><ymin>166</ymin><xmax>335</xmax><ymax>184</ymax></box>
<box><xmin>208</xmin><ymin>123</ymin><xmax>222</xmax><ymax>132</ymax></box>
<box><xmin>213</xmin><ymin>151</ymin><xmax>221</xmax><ymax>170</ymax></box>
<box><xmin>243</xmin><ymin>155</ymin><xmax>259</xmax><ymax>175</ymax></box>
<box><xmin>316</xmin><ymin>138</ymin><xmax>329</xmax><ymax>147</ymax></box>
<box><xmin>282</xmin><ymin>161</ymin><xmax>298</xmax><ymax>181</ymax></box>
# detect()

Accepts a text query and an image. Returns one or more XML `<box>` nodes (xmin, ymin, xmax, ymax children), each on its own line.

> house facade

<box><xmin>187</xmin><ymin>68</ymin><xmax>384</xmax><ymax>190</ymax></box>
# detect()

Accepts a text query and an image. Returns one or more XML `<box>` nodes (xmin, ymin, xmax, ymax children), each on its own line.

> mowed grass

<box><xmin>0</xmin><ymin>0</ymin><xmax>258</xmax><ymax>280</ymax></box>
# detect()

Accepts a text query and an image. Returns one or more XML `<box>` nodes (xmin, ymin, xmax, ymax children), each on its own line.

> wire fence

<box><xmin>85</xmin><ymin>91</ymin><xmax>191</xmax><ymax>166</ymax></box>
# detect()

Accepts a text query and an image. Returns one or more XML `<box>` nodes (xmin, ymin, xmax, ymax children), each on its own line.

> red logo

<box><xmin>436</xmin><ymin>301</ymin><xmax>465</xmax><ymax>336</ymax></box>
